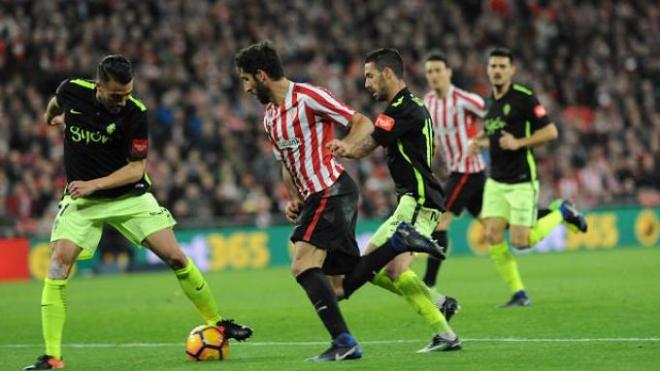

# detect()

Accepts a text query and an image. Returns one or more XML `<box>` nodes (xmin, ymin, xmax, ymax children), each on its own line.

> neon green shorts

<box><xmin>50</xmin><ymin>192</ymin><xmax>176</xmax><ymax>260</ymax></box>
<box><xmin>369</xmin><ymin>195</ymin><xmax>442</xmax><ymax>248</ymax></box>
<box><xmin>481</xmin><ymin>178</ymin><xmax>539</xmax><ymax>227</ymax></box>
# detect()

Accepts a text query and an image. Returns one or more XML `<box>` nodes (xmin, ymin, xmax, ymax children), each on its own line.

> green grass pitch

<box><xmin>2</xmin><ymin>247</ymin><xmax>659</xmax><ymax>370</ymax></box>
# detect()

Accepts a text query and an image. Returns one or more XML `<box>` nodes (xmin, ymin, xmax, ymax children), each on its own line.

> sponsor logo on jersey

<box><xmin>484</xmin><ymin>117</ymin><xmax>507</xmax><ymax>135</ymax></box>
<box><xmin>277</xmin><ymin>138</ymin><xmax>301</xmax><ymax>150</ymax></box>
<box><xmin>69</xmin><ymin>125</ymin><xmax>111</xmax><ymax>144</ymax></box>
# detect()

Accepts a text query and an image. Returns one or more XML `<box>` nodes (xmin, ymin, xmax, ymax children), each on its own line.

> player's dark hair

<box><xmin>365</xmin><ymin>48</ymin><xmax>404</xmax><ymax>78</ymax></box>
<box><xmin>489</xmin><ymin>47</ymin><xmax>514</xmax><ymax>64</ymax></box>
<box><xmin>425</xmin><ymin>50</ymin><xmax>449</xmax><ymax>67</ymax></box>
<box><xmin>235</xmin><ymin>40</ymin><xmax>285</xmax><ymax>80</ymax></box>
<box><xmin>97</xmin><ymin>55</ymin><xmax>133</xmax><ymax>84</ymax></box>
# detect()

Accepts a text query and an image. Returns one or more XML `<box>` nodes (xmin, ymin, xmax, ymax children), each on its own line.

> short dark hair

<box><xmin>234</xmin><ymin>40</ymin><xmax>285</xmax><ymax>80</ymax></box>
<box><xmin>365</xmin><ymin>48</ymin><xmax>404</xmax><ymax>78</ymax></box>
<box><xmin>97</xmin><ymin>55</ymin><xmax>133</xmax><ymax>84</ymax></box>
<box><xmin>425</xmin><ymin>50</ymin><xmax>449</xmax><ymax>67</ymax></box>
<box><xmin>488</xmin><ymin>47</ymin><xmax>514</xmax><ymax>64</ymax></box>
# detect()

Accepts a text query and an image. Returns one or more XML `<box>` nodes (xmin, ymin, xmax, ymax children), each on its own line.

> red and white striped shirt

<box><xmin>424</xmin><ymin>85</ymin><xmax>487</xmax><ymax>174</ymax></box>
<box><xmin>263</xmin><ymin>82</ymin><xmax>355</xmax><ymax>199</ymax></box>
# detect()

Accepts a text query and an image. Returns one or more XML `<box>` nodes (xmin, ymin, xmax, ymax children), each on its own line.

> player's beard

<box><xmin>255</xmin><ymin>80</ymin><xmax>272</xmax><ymax>104</ymax></box>
<box><xmin>376</xmin><ymin>76</ymin><xmax>391</xmax><ymax>102</ymax></box>
<box><xmin>97</xmin><ymin>93</ymin><xmax>122</xmax><ymax>114</ymax></box>
<box><xmin>369</xmin><ymin>83</ymin><xmax>388</xmax><ymax>102</ymax></box>
<box><xmin>375</xmin><ymin>89</ymin><xmax>388</xmax><ymax>102</ymax></box>
<box><xmin>103</xmin><ymin>101</ymin><xmax>122</xmax><ymax>114</ymax></box>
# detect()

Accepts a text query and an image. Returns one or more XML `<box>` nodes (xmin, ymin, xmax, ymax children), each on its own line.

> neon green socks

<box><xmin>41</xmin><ymin>278</ymin><xmax>67</xmax><ymax>359</ymax></box>
<box><xmin>394</xmin><ymin>270</ymin><xmax>452</xmax><ymax>335</ymax></box>
<box><xmin>529</xmin><ymin>210</ymin><xmax>563</xmax><ymax>245</ymax></box>
<box><xmin>174</xmin><ymin>258</ymin><xmax>222</xmax><ymax>325</ymax></box>
<box><xmin>489</xmin><ymin>241</ymin><xmax>525</xmax><ymax>293</ymax></box>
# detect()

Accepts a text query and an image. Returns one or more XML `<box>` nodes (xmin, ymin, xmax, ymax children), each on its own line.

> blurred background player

<box><xmin>469</xmin><ymin>48</ymin><xmax>588</xmax><ymax>307</ymax></box>
<box><xmin>24</xmin><ymin>55</ymin><xmax>252</xmax><ymax>371</ymax></box>
<box><xmin>235</xmin><ymin>41</ymin><xmax>445</xmax><ymax>361</ymax></box>
<box><xmin>422</xmin><ymin>50</ymin><xmax>488</xmax><ymax>289</ymax></box>
<box><xmin>421</xmin><ymin>50</ymin><xmax>556</xmax><ymax>302</ymax></box>
<box><xmin>329</xmin><ymin>48</ymin><xmax>461</xmax><ymax>353</ymax></box>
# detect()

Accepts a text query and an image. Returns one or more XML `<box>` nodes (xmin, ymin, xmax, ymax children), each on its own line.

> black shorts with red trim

<box><xmin>443</xmin><ymin>171</ymin><xmax>486</xmax><ymax>217</ymax></box>
<box><xmin>290</xmin><ymin>172</ymin><xmax>360</xmax><ymax>275</ymax></box>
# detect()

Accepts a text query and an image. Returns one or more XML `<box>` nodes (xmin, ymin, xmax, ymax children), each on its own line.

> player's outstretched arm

<box><xmin>68</xmin><ymin>159</ymin><xmax>146</xmax><ymax>199</ymax></box>
<box><xmin>43</xmin><ymin>97</ymin><xmax>64</xmax><ymax>126</ymax></box>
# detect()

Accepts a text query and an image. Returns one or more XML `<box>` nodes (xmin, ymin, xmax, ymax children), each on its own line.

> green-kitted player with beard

<box><xmin>24</xmin><ymin>55</ymin><xmax>252</xmax><ymax>371</ymax></box>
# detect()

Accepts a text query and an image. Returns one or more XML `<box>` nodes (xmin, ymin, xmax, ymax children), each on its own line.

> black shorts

<box><xmin>443</xmin><ymin>171</ymin><xmax>486</xmax><ymax>217</ymax></box>
<box><xmin>290</xmin><ymin>172</ymin><xmax>360</xmax><ymax>275</ymax></box>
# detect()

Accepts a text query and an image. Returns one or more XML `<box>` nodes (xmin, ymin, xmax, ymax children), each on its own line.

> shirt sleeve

<box><xmin>371</xmin><ymin>107</ymin><xmax>413</xmax><ymax>147</ymax></box>
<box><xmin>54</xmin><ymin>79</ymin><xmax>71</xmax><ymax>107</ymax></box>
<box><xmin>300</xmin><ymin>85</ymin><xmax>356</xmax><ymax>128</ymax></box>
<box><xmin>262</xmin><ymin>113</ymin><xmax>282</xmax><ymax>161</ymax></box>
<box><xmin>526</xmin><ymin>94</ymin><xmax>551</xmax><ymax>130</ymax></box>
<box><xmin>457</xmin><ymin>91</ymin><xmax>487</xmax><ymax>118</ymax></box>
<box><xmin>127</xmin><ymin>110</ymin><xmax>149</xmax><ymax>160</ymax></box>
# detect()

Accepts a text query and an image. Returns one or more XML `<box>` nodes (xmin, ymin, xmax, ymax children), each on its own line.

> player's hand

<box><xmin>499</xmin><ymin>131</ymin><xmax>521</xmax><ymax>150</ymax></box>
<box><xmin>285</xmin><ymin>199</ymin><xmax>303</xmax><ymax>223</ymax></box>
<box><xmin>68</xmin><ymin>180</ymin><xmax>99</xmax><ymax>199</ymax></box>
<box><xmin>45</xmin><ymin>113</ymin><xmax>65</xmax><ymax>126</ymax></box>
<box><xmin>467</xmin><ymin>139</ymin><xmax>481</xmax><ymax>156</ymax></box>
<box><xmin>327</xmin><ymin>139</ymin><xmax>350</xmax><ymax>157</ymax></box>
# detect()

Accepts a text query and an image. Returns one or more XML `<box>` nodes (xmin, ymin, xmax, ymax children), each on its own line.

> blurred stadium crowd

<box><xmin>1</xmin><ymin>0</ymin><xmax>658</xmax><ymax>237</ymax></box>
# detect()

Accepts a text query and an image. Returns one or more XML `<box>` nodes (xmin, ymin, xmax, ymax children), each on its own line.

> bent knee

<box><xmin>48</xmin><ymin>256</ymin><xmax>73</xmax><ymax>280</ymax></box>
<box><xmin>164</xmin><ymin>250</ymin><xmax>188</xmax><ymax>270</ymax></box>
<box><xmin>487</xmin><ymin>232</ymin><xmax>504</xmax><ymax>245</ymax></box>
<box><xmin>291</xmin><ymin>260</ymin><xmax>317</xmax><ymax>278</ymax></box>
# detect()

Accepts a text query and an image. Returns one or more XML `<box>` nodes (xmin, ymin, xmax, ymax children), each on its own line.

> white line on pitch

<box><xmin>2</xmin><ymin>338</ymin><xmax>660</xmax><ymax>348</ymax></box>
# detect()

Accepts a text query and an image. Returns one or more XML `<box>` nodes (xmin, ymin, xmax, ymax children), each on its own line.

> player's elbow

<box><xmin>351</xmin><ymin>113</ymin><xmax>374</xmax><ymax>133</ymax></box>
<box><xmin>129</xmin><ymin>160</ymin><xmax>146</xmax><ymax>182</ymax></box>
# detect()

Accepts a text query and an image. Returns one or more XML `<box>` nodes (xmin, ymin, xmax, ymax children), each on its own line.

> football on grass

<box><xmin>185</xmin><ymin>325</ymin><xmax>229</xmax><ymax>361</ymax></box>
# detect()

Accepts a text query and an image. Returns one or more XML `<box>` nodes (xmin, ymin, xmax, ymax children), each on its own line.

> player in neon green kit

<box><xmin>24</xmin><ymin>55</ymin><xmax>252</xmax><ymax>371</ymax></box>
<box><xmin>330</xmin><ymin>48</ymin><xmax>461</xmax><ymax>352</ymax></box>
<box><xmin>470</xmin><ymin>48</ymin><xmax>588</xmax><ymax>307</ymax></box>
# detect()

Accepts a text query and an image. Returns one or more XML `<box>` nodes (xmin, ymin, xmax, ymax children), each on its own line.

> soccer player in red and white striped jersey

<box><xmin>261</xmin><ymin>81</ymin><xmax>355</xmax><ymax>200</ymax></box>
<box><xmin>424</xmin><ymin>74</ymin><xmax>486</xmax><ymax>174</ymax></box>
<box><xmin>235</xmin><ymin>41</ymin><xmax>443</xmax><ymax>361</ymax></box>
<box><xmin>421</xmin><ymin>51</ymin><xmax>490</xmax><ymax>289</ymax></box>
